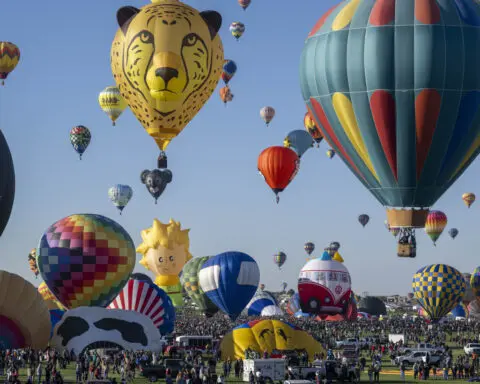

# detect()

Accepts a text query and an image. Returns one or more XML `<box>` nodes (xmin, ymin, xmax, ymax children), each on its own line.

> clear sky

<box><xmin>0</xmin><ymin>0</ymin><xmax>478</xmax><ymax>296</ymax></box>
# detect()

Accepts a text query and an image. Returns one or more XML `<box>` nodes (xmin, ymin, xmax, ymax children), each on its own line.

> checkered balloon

<box><xmin>412</xmin><ymin>264</ymin><xmax>466</xmax><ymax>320</ymax></box>
<box><xmin>37</xmin><ymin>214</ymin><xmax>136</xmax><ymax>309</ymax></box>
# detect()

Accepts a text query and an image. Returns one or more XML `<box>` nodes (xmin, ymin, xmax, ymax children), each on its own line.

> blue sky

<box><xmin>0</xmin><ymin>0</ymin><xmax>478</xmax><ymax>296</ymax></box>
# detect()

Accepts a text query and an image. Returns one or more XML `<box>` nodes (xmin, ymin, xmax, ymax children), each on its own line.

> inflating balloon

<box><xmin>222</xmin><ymin>60</ymin><xmax>237</xmax><ymax>86</ymax></box>
<box><xmin>0</xmin><ymin>130</ymin><xmax>15</xmax><ymax>237</ymax></box>
<box><xmin>230</xmin><ymin>22</ymin><xmax>245</xmax><ymax>40</ymax></box>
<box><xmin>258</xmin><ymin>146</ymin><xmax>300</xmax><ymax>203</ymax></box>
<box><xmin>108</xmin><ymin>278</ymin><xmax>176</xmax><ymax>335</ymax></box>
<box><xmin>412</xmin><ymin>264</ymin><xmax>465</xmax><ymax>321</ymax></box>
<box><xmin>0</xmin><ymin>42</ymin><xmax>20</xmax><ymax>85</ymax></box>
<box><xmin>304</xmin><ymin>111</ymin><xmax>323</xmax><ymax>146</ymax></box>
<box><xmin>140</xmin><ymin>169</ymin><xmax>172</xmax><ymax>203</ymax></box>
<box><xmin>462</xmin><ymin>193</ymin><xmax>476</xmax><ymax>208</ymax></box>
<box><xmin>98</xmin><ymin>86</ymin><xmax>127</xmax><ymax>126</ymax></box>
<box><xmin>108</xmin><ymin>184</ymin><xmax>133</xmax><ymax>214</ymax></box>
<box><xmin>0</xmin><ymin>271</ymin><xmax>51</xmax><ymax>350</ymax></box>
<box><xmin>425</xmin><ymin>211</ymin><xmax>447</xmax><ymax>246</ymax></box>
<box><xmin>260</xmin><ymin>106</ymin><xmax>275</xmax><ymax>126</ymax></box>
<box><xmin>181</xmin><ymin>256</ymin><xmax>219</xmax><ymax>317</ymax></box>
<box><xmin>284</xmin><ymin>130</ymin><xmax>314</xmax><ymax>158</ymax></box>
<box><xmin>111</xmin><ymin>0</ymin><xmax>224</xmax><ymax>168</ymax></box>
<box><xmin>300</xmin><ymin>0</ymin><xmax>480</xmax><ymax>238</ymax></box>
<box><xmin>37</xmin><ymin>214</ymin><xmax>136</xmax><ymax>309</ymax></box>
<box><xmin>137</xmin><ymin>218</ymin><xmax>192</xmax><ymax>307</ymax></box>
<box><xmin>70</xmin><ymin>125</ymin><xmax>91</xmax><ymax>160</ymax></box>
<box><xmin>244</xmin><ymin>290</ymin><xmax>283</xmax><ymax>317</ymax></box>
<box><xmin>273</xmin><ymin>252</ymin><xmax>286</xmax><ymax>269</ymax></box>
<box><xmin>199</xmin><ymin>251</ymin><xmax>260</xmax><ymax>320</ymax></box>
<box><xmin>471</xmin><ymin>267</ymin><xmax>480</xmax><ymax>301</ymax></box>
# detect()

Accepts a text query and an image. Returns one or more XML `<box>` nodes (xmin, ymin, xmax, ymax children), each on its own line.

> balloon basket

<box><xmin>386</xmin><ymin>208</ymin><xmax>429</xmax><ymax>228</ymax></box>
<box><xmin>157</xmin><ymin>153</ymin><xmax>168</xmax><ymax>169</ymax></box>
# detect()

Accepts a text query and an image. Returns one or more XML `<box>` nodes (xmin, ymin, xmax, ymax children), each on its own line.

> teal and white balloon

<box><xmin>283</xmin><ymin>130</ymin><xmax>314</xmax><ymax>158</ymax></box>
<box><xmin>108</xmin><ymin>184</ymin><xmax>133</xmax><ymax>214</ymax></box>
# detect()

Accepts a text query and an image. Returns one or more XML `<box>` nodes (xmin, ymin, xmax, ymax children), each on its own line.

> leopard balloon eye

<box><xmin>183</xmin><ymin>33</ymin><xmax>198</xmax><ymax>47</ymax></box>
<box><xmin>140</xmin><ymin>32</ymin><xmax>153</xmax><ymax>43</ymax></box>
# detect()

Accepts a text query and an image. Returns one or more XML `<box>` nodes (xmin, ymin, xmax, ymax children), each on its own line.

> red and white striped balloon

<box><xmin>108</xmin><ymin>279</ymin><xmax>167</xmax><ymax>328</ymax></box>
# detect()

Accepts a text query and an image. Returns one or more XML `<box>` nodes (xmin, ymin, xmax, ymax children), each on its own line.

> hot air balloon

<box><xmin>230</xmin><ymin>22</ymin><xmax>245</xmax><ymax>40</ymax></box>
<box><xmin>0</xmin><ymin>42</ymin><xmax>20</xmax><ymax>85</ymax></box>
<box><xmin>37</xmin><ymin>214</ymin><xmax>136</xmax><ymax>309</ymax></box>
<box><xmin>390</xmin><ymin>227</ymin><xmax>400</xmax><ymax>237</ymax></box>
<box><xmin>407</xmin><ymin>293</ymin><xmax>414</xmax><ymax>300</ymax></box>
<box><xmin>462</xmin><ymin>273</ymin><xmax>474</xmax><ymax>304</ymax></box>
<box><xmin>219</xmin><ymin>86</ymin><xmax>234</xmax><ymax>105</ymax></box>
<box><xmin>244</xmin><ymin>290</ymin><xmax>283</xmax><ymax>316</ymax></box>
<box><xmin>108</xmin><ymin>278</ymin><xmax>176</xmax><ymax>334</ymax></box>
<box><xmin>98</xmin><ymin>86</ymin><xmax>128</xmax><ymax>126</ymax></box>
<box><xmin>448</xmin><ymin>228</ymin><xmax>459</xmax><ymax>239</ymax></box>
<box><xmin>450</xmin><ymin>302</ymin><xmax>469</xmax><ymax>318</ymax></box>
<box><xmin>260</xmin><ymin>106</ymin><xmax>275</xmax><ymax>126</ymax></box>
<box><xmin>304</xmin><ymin>242</ymin><xmax>315</xmax><ymax>256</ymax></box>
<box><xmin>412</xmin><ymin>264</ymin><xmax>466</xmax><ymax>321</ymax></box>
<box><xmin>0</xmin><ymin>130</ymin><xmax>14</xmax><ymax>238</ymax></box>
<box><xmin>0</xmin><ymin>271</ymin><xmax>51</xmax><ymax>349</ymax></box>
<box><xmin>304</xmin><ymin>112</ymin><xmax>323</xmax><ymax>146</ymax></box>
<box><xmin>258</xmin><ymin>146</ymin><xmax>300</xmax><ymax>203</ymax></box>
<box><xmin>198</xmin><ymin>251</ymin><xmax>260</xmax><ymax>320</ymax></box>
<box><xmin>462</xmin><ymin>193</ymin><xmax>476</xmax><ymax>208</ymax></box>
<box><xmin>140</xmin><ymin>169</ymin><xmax>172</xmax><ymax>203</ymax></box>
<box><xmin>326</xmin><ymin>149</ymin><xmax>335</xmax><ymax>159</ymax></box>
<box><xmin>180</xmin><ymin>256</ymin><xmax>219</xmax><ymax>317</ymax></box>
<box><xmin>108</xmin><ymin>184</ymin><xmax>133</xmax><ymax>214</ymax></box>
<box><xmin>300</xmin><ymin>0</ymin><xmax>480</xmax><ymax>248</ymax></box>
<box><xmin>70</xmin><ymin>125</ymin><xmax>91</xmax><ymax>160</ymax></box>
<box><xmin>131</xmin><ymin>273</ymin><xmax>154</xmax><ymax>284</ymax></box>
<box><xmin>37</xmin><ymin>282</ymin><xmax>66</xmax><ymax>311</ymax></box>
<box><xmin>471</xmin><ymin>268</ymin><xmax>480</xmax><ymax>301</ymax></box>
<box><xmin>425</xmin><ymin>211</ymin><xmax>447</xmax><ymax>246</ymax></box>
<box><xmin>286</xmin><ymin>293</ymin><xmax>302</xmax><ymax>315</ymax></box>
<box><xmin>330</xmin><ymin>242</ymin><xmax>340</xmax><ymax>252</ymax></box>
<box><xmin>298</xmin><ymin>252</ymin><xmax>352</xmax><ymax>316</ymax></box>
<box><xmin>273</xmin><ymin>252</ymin><xmax>287</xmax><ymax>269</ymax></box>
<box><xmin>281</xmin><ymin>282</ymin><xmax>288</xmax><ymax>292</ymax></box>
<box><xmin>260</xmin><ymin>284</ymin><xmax>265</xmax><ymax>291</ymax></box>
<box><xmin>284</xmin><ymin>130</ymin><xmax>314</xmax><ymax>158</ymax></box>
<box><xmin>238</xmin><ymin>0</ymin><xmax>251</xmax><ymax>11</ymax></box>
<box><xmin>222</xmin><ymin>60</ymin><xmax>237</xmax><ymax>86</ymax></box>
<box><xmin>111</xmin><ymin>1</ymin><xmax>224</xmax><ymax>169</ymax></box>
<box><xmin>28</xmin><ymin>248</ymin><xmax>39</xmax><ymax>278</ymax></box>
<box><xmin>358</xmin><ymin>214</ymin><xmax>370</xmax><ymax>228</ymax></box>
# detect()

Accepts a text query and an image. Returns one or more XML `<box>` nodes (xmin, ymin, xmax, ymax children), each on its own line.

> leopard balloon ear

<box><xmin>200</xmin><ymin>11</ymin><xmax>222</xmax><ymax>40</ymax></box>
<box><xmin>117</xmin><ymin>6</ymin><xmax>141</xmax><ymax>35</ymax></box>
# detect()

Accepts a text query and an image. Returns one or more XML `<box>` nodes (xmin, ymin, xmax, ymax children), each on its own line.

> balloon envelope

<box><xmin>0</xmin><ymin>130</ymin><xmax>15</xmax><ymax>237</ymax></box>
<box><xmin>199</xmin><ymin>251</ymin><xmax>260</xmax><ymax>320</ymax></box>
<box><xmin>284</xmin><ymin>130</ymin><xmax>314</xmax><ymax>158</ymax></box>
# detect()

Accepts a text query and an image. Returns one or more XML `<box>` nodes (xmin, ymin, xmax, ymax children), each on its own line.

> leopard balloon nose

<box><xmin>155</xmin><ymin>67</ymin><xmax>179</xmax><ymax>85</ymax></box>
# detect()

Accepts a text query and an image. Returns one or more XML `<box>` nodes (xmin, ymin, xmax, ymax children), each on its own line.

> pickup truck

<box><xmin>464</xmin><ymin>343</ymin><xmax>480</xmax><ymax>356</ymax></box>
<box><xmin>395</xmin><ymin>351</ymin><xmax>442</xmax><ymax>367</ymax></box>
<box><xmin>336</xmin><ymin>338</ymin><xmax>360</xmax><ymax>349</ymax></box>
<box><xmin>399</xmin><ymin>343</ymin><xmax>444</xmax><ymax>355</ymax></box>
<box><xmin>140</xmin><ymin>359</ymin><xmax>194</xmax><ymax>382</ymax></box>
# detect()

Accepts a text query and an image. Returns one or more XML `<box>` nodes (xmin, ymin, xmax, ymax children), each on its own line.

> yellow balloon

<box><xmin>0</xmin><ymin>271</ymin><xmax>51</xmax><ymax>349</ymax></box>
<box><xmin>98</xmin><ymin>86</ymin><xmax>128</xmax><ymax>125</ymax></box>
<box><xmin>0</xmin><ymin>42</ymin><xmax>20</xmax><ymax>85</ymax></box>
<box><xmin>111</xmin><ymin>0</ymin><xmax>224</xmax><ymax>152</ymax></box>
<box><xmin>137</xmin><ymin>218</ymin><xmax>193</xmax><ymax>307</ymax></box>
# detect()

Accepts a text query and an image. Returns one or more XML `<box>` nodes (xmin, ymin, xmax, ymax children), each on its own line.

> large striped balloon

<box><xmin>300</xmin><ymin>0</ymin><xmax>480</xmax><ymax>216</ymax></box>
<box><xmin>108</xmin><ymin>278</ymin><xmax>175</xmax><ymax>333</ymax></box>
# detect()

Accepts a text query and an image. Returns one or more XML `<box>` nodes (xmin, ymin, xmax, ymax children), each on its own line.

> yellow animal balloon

<box><xmin>111</xmin><ymin>0</ymin><xmax>224</xmax><ymax>167</ymax></box>
<box><xmin>0</xmin><ymin>42</ymin><xmax>20</xmax><ymax>85</ymax></box>
<box><xmin>98</xmin><ymin>86</ymin><xmax>128</xmax><ymax>126</ymax></box>
<box><xmin>137</xmin><ymin>218</ymin><xmax>193</xmax><ymax>307</ymax></box>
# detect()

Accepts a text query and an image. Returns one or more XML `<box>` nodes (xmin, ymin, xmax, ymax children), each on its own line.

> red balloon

<box><xmin>258</xmin><ymin>146</ymin><xmax>299</xmax><ymax>203</ymax></box>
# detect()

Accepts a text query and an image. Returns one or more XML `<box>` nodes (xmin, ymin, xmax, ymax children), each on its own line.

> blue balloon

<box><xmin>49</xmin><ymin>309</ymin><xmax>65</xmax><ymax>338</ymax></box>
<box><xmin>284</xmin><ymin>130</ymin><xmax>314</xmax><ymax>158</ymax></box>
<box><xmin>245</xmin><ymin>290</ymin><xmax>283</xmax><ymax>317</ymax></box>
<box><xmin>451</xmin><ymin>303</ymin><xmax>468</xmax><ymax>318</ymax></box>
<box><xmin>158</xmin><ymin>291</ymin><xmax>176</xmax><ymax>335</ymax></box>
<box><xmin>199</xmin><ymin>251</ymin><xmax>260</xmax><ymax>320</ymax></box>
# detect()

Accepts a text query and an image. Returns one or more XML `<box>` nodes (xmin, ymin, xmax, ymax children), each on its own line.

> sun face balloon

<box><xmin>98</xmin><ymin>86</ymin><xmax>128</xmax><ymax>126</ymax></box>
<box><xmin>111</xmin><ymin>0</ymin><xmax>224</xmax><ymax>166</ymax></box>
<box><xmin>37</xmin><ymin>214</ymin><xmax>136</xmax><ymax>309</ymax></box>
<box><xmin>300</xmin><ymin>0</ymin><xmax>480</xmax><ymax>231</ymax></box>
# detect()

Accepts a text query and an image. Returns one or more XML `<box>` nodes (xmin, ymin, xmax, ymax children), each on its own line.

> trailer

<box><xmin>242</xmin><ymin>359</ymin><xmax>286</xmax><ymax>382</ymax></box>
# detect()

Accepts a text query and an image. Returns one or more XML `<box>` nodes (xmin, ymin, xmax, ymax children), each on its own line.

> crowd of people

<box><xmin>1</xmin><ymin>306</ymin><xmax>480</xmax><ymax>383</ymax></box>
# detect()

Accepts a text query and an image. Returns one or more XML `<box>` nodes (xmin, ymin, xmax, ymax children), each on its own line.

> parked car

<box><xmin>140</xmin><ymin>359</ymin><xmax>194</xmax><ymax>382</ymax></box>
<box><xmin>395</xmin><ymin>351</ymin><xmax>442</xmax><ymax>367</ymax></box>
<box><xmin>464</xmin><ymin>343</ymin><xmax>480</xmax><ymax>355</ymax></box>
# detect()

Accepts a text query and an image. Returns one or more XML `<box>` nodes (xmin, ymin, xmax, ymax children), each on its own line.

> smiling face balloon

<box><xmin>111</xmin><ymin>0</ymin><xmax>224</xmax><ymax>153</ymax></box>
<box><xmin>37</xmin><ymin>214</ymin><xmax>136</xmax><ymax>309</ymax></box>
